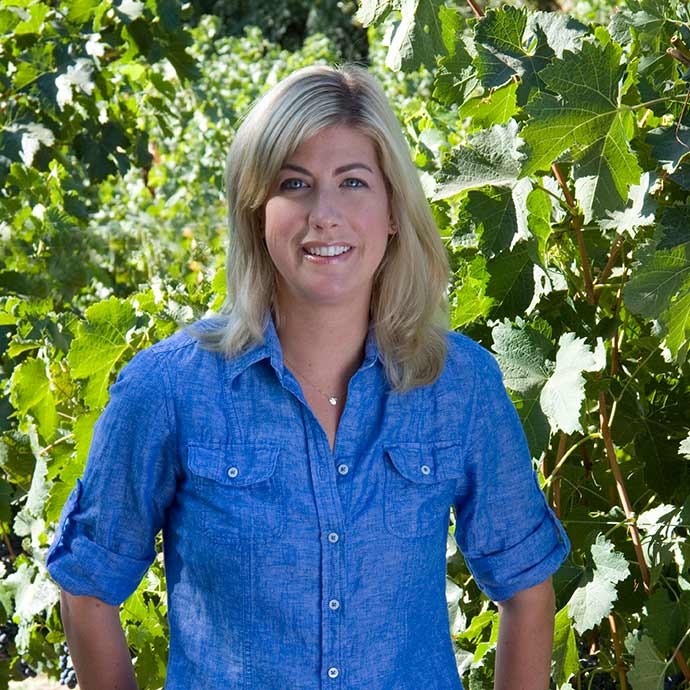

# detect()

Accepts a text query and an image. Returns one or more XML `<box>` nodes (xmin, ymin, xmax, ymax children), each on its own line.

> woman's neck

<box><xmin>274</xmin><ymin>300</ymin><xmax>370</xmax><ymax>387</ymax></box>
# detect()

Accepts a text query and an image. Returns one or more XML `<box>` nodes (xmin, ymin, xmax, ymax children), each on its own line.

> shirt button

<box><xmin>327</xmin><ymin>531</ymin><xmax>339</xmax><ymax>543</ymax></box>
<box><xmin>227</xmin><ymin>466</ymin><xmax>239</xmax><ymax>478</ymax></box>
<box><xmin>420</xmin><ymin>464</ymin><xmax>431</xmax><ymax>475</ymax></box>
<box><xmin>337</xmin><ymin>463</ymin><xmax>349</xmax><ymax>475</ymax></box>
<box><xmin>328</xmin><ymin>667</ymin><xmax>339</xmax><ymax>679</ymax></box>
<box><xmin>328</xmin><ymin>598</ymin><xmax>340</xmax><ymax>610</ymax></box>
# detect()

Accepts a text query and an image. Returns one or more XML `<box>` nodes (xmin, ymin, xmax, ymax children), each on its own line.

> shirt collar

<box><xmin>225</xmin><ymin>313</ymin><xmax>383</xmax><ymax>384</ymax></box>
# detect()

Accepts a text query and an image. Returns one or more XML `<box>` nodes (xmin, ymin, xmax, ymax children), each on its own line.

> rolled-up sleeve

<box><xmin>46</xmin><ymin>347</ymin><xmax>179</xmax><ymax>606</ymax></box>
<box><xmin>453</xmin><ymin>350</ymin><xmax>570</xmax><ymax>603</ymax></box>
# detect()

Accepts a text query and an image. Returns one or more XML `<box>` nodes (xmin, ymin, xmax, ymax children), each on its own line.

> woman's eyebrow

<box><xmin>280</xmin><ymin>162</ymin><xmax>374</xmax><ymax>176</ymax></box>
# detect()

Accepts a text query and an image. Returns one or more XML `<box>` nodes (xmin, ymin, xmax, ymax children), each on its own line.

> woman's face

<box><xmin>263</xmin><ymin>124</ymin><xmax>395</xmax><ymax>315</ymax></box>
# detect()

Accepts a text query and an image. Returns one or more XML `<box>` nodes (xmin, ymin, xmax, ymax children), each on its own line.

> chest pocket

<box><xmin>383</xmin><ymin>443</ymin><xmax>463</xmax><ymax>538</ymax></box>
<box><xmin>187</xmin><ymin>443</ymin><xmax>285</xmax><ymax>544</ymax></box>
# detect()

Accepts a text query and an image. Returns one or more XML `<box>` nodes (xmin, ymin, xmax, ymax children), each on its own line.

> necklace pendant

<box><xmin>328</xmin><ymin>396</ymin><xmax>338</xmax><ymax>406</ymax></box>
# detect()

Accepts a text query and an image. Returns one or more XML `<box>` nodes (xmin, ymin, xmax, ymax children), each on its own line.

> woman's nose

<box><xmin>308</xmin><ymin>188</ymin><xmax>341</xmax><ymax>230</ymax></box>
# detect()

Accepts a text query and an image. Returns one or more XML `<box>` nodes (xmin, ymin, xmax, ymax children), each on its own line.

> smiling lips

<box><xmin>304</xmin><ymin>244</ymin><xmax>352</xmax><ymax>257</ymax></box>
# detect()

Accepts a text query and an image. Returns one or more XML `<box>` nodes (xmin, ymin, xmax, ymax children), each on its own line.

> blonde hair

<box><xmin>188</xmin><ymin>64</ymin><xmax>449</xmax><ymax>392</ymax></box>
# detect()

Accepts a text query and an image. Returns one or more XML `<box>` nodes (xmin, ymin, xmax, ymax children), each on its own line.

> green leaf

<box><xmin>647</xmin><ymin>124</ymin><xmax>690</xmax><ymax>174</ymax></box>
<box><xmin>485</xmin><ymin>242</ymin><xmax>535</xmax><ymax>318</ymax></box>
<box><xmin>552</xmin><ymin>606</ymin><xmax>579</xmax><ymax>687</ymax></box>
<box><xmin>567</xmin><ymin>535</ymin><xmax>630</xmax><ymax>634</ymax></box>
<box><xmin>491</xmin><ymin>318</ymin><xmax>553</xmax><ymax>392</ymax></box>
<box><xmin>526</xmin><ymin>186</ymin><xmax>552</xmax><ymax>265</ymax></box>
<box><xmin>539</xmin><ymin>333</ymin><xmax>606</xmax><ymax>435</ymax></box>
<box><xmin>66</xmin><ymin>0</ymin><xmax>100</xmax><ymax>23</ymax></box>
<box><xmin>459</xmin><ymin>81</ymin><xmax>519</xmax><ymax>132</ymax></box>
<box><xmin>521</xmin><ymin>40</ymin><xmax>641</xmax><ymax>219</ymax></box>
<box><xmin>463</xmin><ymin>187</ymin><xmax>518</xmax><ymax>257</ymax></box>
<box><xmin>14</xmin><ymin>2</ymin><xmax>50</xmax><ymax>35</ymax></box>
<box><xmin>433</xmin><ymin>7</ymin><xmax>475</xmax><ymax>106</ymax></box>
<box><xmin>355</xmin><ymin>0</ymin><xmax>392</xmax><ymax>27</ymax></box>
<box><xmin>531</xmin><ymin>12</ymin><xmax>588</xmax><ymax>58</ymax></box>
<box><xmin>451</xmin><ymin>255</ymin><xmax>493</xmax><ymax>328</ymax></box>
<box><xmin>67</xmin><ymin>297</ymin><xmax>137</xmax><ymax>409</ymax></box>
<box><xmin>626</xmin><ymin>636</ymin><xmax>665</xmax><ymax>690</ymax></box>
<box><xmin>624</xmin><ymin>243</ymin><xmax>690</xmax><ymax>319</ymax></box>
<box><xmin>435</xmin><ymin>121</ymin><xmax>525</xmax><ymax>200</ymax></box>
<box><xmin>664</xmin><ymin>281</ymin><xmax>690</xmax><ymax>363</ymax></box>
<box><xmin>8</xmin><ymin>357</ymin><xmax>58</xmax><ymax>441</ymax></box>
<box><xmin>598</xmin><ymin>171</ymin><xmax>657</xmax><ymax>238</ymax></box>
<box><xmin>473</xmin><ymin>6</ymin><xmax>553</xmax><ymax>103</ymax></box>
<box><xmin>385</xmin><ymin>0</ymin><xmax>445</xmax><ymax>72</ymax></box>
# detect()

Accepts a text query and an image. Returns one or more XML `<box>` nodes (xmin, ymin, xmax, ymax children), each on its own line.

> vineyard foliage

<box><xmin>1</xmin><ymin>0</ymin><xmax>690</xmax><ymax>689</ymax></box>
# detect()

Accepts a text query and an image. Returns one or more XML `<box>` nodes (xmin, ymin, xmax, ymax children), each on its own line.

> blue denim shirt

<box><xmin>46</xmin><ymin>316</ymin><xmax>569</xmax><ymax>690</ymax></box>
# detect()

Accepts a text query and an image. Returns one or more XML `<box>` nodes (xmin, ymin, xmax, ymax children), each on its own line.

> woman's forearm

<box><xmin>494</xmin><ymin>577</ymin><xmax>556</xmax><ymax>690</ymax></box>
<box><xmin>60</xmin><ymin>590</ymin><xmax>139</xmax><ymax>690</ymax></box>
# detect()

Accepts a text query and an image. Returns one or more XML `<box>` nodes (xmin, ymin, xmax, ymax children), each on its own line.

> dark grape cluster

<box><xmin>665</xmin><ymin>673</ymin><xmax>685</xmax><ymax>690</ymax></box>
<box><xmin>59</xmin><ymin>642</ymin><xmax>78</xmax><ymax>688</ymax></box>
<box><xmin>18</xmin><ymin>658</ymin><xmax>37</xmax><ymax>678</ymax></box>
<box><xmin>0</xmin><ymin>533</ymin><xmax>23</xmax><ymax>574</ymax></box>
<box><xmin>0</xmin><ymin>621</ymin><xmax>18</xmax><ymax>662</ymax></box>
<box><xmin>589</xmin><ymin>672</ymin><xmax>617</xmax><ymax>690</ymax></box>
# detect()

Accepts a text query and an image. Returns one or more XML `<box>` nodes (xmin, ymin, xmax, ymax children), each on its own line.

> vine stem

<box><xmin>552</xmin><ymin>433</ymin><xmax>566</xmax><ymax>517</ymax></box>
<box><xmin>608</xmin><ymin>614</ymin><xmax>628</xmax><ymax>690</ymax></box>
<box><xmin>466</xmin><ymin>0</ymin><xmax>484</xmax><ymax>18</ymax></box>
<box><xmin>594</xmin><ymin>236</ymin><xmax>624</xmax><ymax>300</ymax></box>
<box><xmin>551</xmin><ymin>163</ymin><xmax>596</xmax><ymax>304</ymax></box>
<box><xmin>1</xmin><ymin>527</ymin><xmax>16</xmax><ymax>561</ymax></box>
<box><xmin>597</xmin><ymin>389</ymin><xmax>651</xmax><ymax>593</ymax></box>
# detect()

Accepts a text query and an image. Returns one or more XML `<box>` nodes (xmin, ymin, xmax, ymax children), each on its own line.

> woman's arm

<box><xmin>494</xmin><ymin>576</ymin><xmax>556</xmax><ymax>690</ymax></box>
<box><xmin>60</xmin><ymin>590</ymin><xmax>139</xmax><ymax>690</ymax></box>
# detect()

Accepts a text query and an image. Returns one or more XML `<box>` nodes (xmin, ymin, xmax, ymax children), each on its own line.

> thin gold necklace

<box><xmin>284</xmin><ymin>357</ymin><xmax>340</xmax><ymax>406</ymax></box>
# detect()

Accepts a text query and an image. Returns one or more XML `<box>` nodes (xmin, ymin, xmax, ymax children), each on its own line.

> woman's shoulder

<box><xmin>121</xmin><ymin>317</ymin><xmax>231</xmax><ymax>384</ymax></box>
<box><xmin>444</xmin><ymin>329</ymin><xmax>502</xmax><ymax>380</ymax></box>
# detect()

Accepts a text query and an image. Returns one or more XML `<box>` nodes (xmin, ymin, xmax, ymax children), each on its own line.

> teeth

<box><xmin>305</xmin><ymin>245</ymin><xmax>352</xmax><ymax>257</ymax></box>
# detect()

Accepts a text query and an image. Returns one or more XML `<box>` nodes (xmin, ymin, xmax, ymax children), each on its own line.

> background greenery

<box><xmin>1</xmin><ymin>0</ymin><xmax>689</xmax><ymax>688</ymax></box>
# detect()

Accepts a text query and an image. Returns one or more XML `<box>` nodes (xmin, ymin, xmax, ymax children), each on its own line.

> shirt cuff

<box><xmin>45</xmin><ymin>479</ymin><xmax>154</xmax><ymax>607</ymax></box>
<box><xmin>463</xmin><ymin>509</ymin><xmax>570</xmax><ymax>602</ymax></box>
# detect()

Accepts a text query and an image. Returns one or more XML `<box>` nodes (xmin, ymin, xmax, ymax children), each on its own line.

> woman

<box><xmin>47</xmin><ymin>64</ymin><xmax>570</xmax><ymax>690</ymax></box>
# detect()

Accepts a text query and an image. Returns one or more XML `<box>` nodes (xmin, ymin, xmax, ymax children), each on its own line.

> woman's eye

<box><xmin>343</xmin><ymin>178</ymin><xmax>366</xmax><ymax>188</ymax></box>
<box><xmin>280</xmin><ymin>178</ymin><xmax>306</xmax><ymax>190</ymax></box>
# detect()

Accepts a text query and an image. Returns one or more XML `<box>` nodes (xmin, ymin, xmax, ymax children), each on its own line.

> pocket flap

<box><xmin>187</xmin><ymin>444</ymin><xmax>279</xmax><ymax>487</ymax></box>
<box><xmin>385</xmin><ymin>443</ymin><xmax>463</xmax><ymax>484</ymax></box>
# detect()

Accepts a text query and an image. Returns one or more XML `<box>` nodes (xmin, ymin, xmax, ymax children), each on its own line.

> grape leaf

<box><xmin>664</xmin><ymin>281</ymin><xmax>690</xmax><ymax>363</ymax></box>
<box><xmin>552</xmin><ymin>606</ymin><xmax>579</xmax><ymax>687</ymax></box>
<box><xmin>531</xmin><ymin>12</ymin><xmax>588</xmax><ymax>58</ymax></box>
<box><xmin>432</xmin><ymin>7</ymin><xmax>476</xmax><ymax>106</ymax></box>
<box><xmin>567</xmin><ymin>535</ymin><xmax>630</xmax><ymax>634</ymax></box>
<box><xmin>598</xmin><ymin>171</ymin><xmax>657</xmax><ymax>238</ymax></box>
<box><xmin>521</xmin><ymin>40</ymin><xmax>641</xmax><ymax>221</ymax></box>
<box><xmin>434</xmin><ymin>120</ymin><xmax>526</xmax><ymax>200</ymax></box>
<box><xmin>355</xmin><ymin>0</ymin><xmax>393</xmax><ymax>26</ymax></box>
<box><xmin>9</xmin><ymin>357</ymin><xmax>58</xmax><ymax>442</ymax></box>
<box><xmin>385</xmin><ymin>0</ymin><xmax>445</xmax><ymax>72</ymax></box>
<box><xmin>627</xmin><ymin>635</ymin><xmax>665</xmax><ymax>690</ymax></box>
<box><xmin>451</xmin><ymin>255</ymin><xmax>493</xmax><ymax>328</ymax></box>
<box><xmin>485</xmin><ymin>242</ymin><xmax>535</xmax><ymax>318</ymax></box>
<box><xmin>624</xmin><ymin>242</ymin><xmax>690</xmax><ymax>319</ymax></box>
<box><xmin>540</xmin><ymin>333</ymin><xmax>606</xmax><ymax>435</ymax></box>
<box><xmin>490</xmin><ymin>318</ymin><xmax>553</xmax><ymax>393</ymax></box>
<box><xmin>647</xmin><ymin>124</ymin><xmax>690</xmax><ymax>173</ymax></box>
<box><xmin>459</xmin><ymin>81</ymin><xmax>519</xmax><ymax>132</ymax></box>
<box><xmin>67</xmin><ymin>297</ymin><xmax>137</xmax><ymax>409</ymax></box>
<box><xmin>473</xmin><ymin>6</ymin><xmax>553</xmax><ymax>103</ymax></box>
